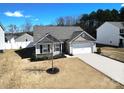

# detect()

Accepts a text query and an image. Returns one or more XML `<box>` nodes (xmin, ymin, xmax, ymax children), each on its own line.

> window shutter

<box><xmin>40</xmin><ymin>45</ymin><xmax>42</xmax><ymax>53</ymax></box>
<box><xmin>48</xmin><ymin>44</ymin><xmax>50</xmax><ymax>52</ymax></box>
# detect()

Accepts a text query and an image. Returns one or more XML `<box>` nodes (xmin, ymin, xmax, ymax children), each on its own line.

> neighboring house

<box><xmin>33</xmin><ymin>26</ymin><xmax>96</xmax><ymax>58</ymax></box>
<box><xmin>0</xmin><ymin>23</ymin><xmax>5</xmax><ymax>52</ymax></box>
<box><xmin>5</xmin><ymin>32</ymin><xmax>33</xmax><ymax>49</ymax></box>
<box><xmin>97</xmin><ymin>22</ymin><xmax>124</xmax><ymax>47</ymax></box>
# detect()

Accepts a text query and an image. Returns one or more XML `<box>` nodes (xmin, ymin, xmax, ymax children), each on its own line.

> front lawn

<box><xmin>0</xmin><ymin>50</ymin><xmax>123</xmax><ymax>88</ymax></box>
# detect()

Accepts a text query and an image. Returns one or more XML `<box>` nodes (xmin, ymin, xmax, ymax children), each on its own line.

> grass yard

<box><xmin>99</xmin><ymin>47</ymin><xmax>124</xmax><ymax>63</ymax></box>
<box><xmin>0</xmin><ymin>50</ymin><xmax>124</xmax><ymax>89</ymax></box>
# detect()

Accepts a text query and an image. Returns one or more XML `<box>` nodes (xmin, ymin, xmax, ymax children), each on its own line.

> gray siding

<box><xmin>15</xmin><ymin>33</ymin><xmax>33</xmax><ymax>42</ymax></box>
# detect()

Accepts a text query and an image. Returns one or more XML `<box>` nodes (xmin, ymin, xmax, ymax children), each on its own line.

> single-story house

<box><xmin>33</xmin><ymin>26</ymin><xmax>96</xmax><ymax>58</ymax></box>
<box><xmin>5</xmin><ymin>32</ymin><xmax>33</xmax><ymax>49</ymax></box>
<box><xmin>0</xmin><ymin>23</ymin><xmax>5</xmax><ymax>52</ymax></box>
<box><xmin>97</xmin><ymin>22</ymin><xmax>124</xmax><ymax>47</ymax></box>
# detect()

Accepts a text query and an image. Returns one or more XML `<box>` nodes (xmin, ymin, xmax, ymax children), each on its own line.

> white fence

<box><xmin>76</xmin><ymin>54</ymin><xmax>124</xmax><ymax>85</ymax></box>
<box><xmin>5</xmin><ymin>41</ymin><xmax>33</xmax><ymax>49</ymax></box>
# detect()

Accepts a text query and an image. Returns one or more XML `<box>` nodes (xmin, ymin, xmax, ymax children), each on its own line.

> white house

<box><xmin>5</xmin><ymin>32</ymin><xmax>33</xmax><ymax>49</ymax></box>
<box><xmin>0</xmin><ymin>23</ymin><xmax>5</xmax><ymax>52</ymax></box>
<box><xmin>97</xmin><ymin>22</ymin><xmax>124</xmax><ymax>47</ymax></box>
<box><xmin>33</xmin><ymin>26</ymin><xmax>96</xmax><ymax>58</ymax></box>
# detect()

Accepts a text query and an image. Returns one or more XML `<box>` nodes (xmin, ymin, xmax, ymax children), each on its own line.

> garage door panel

<box><xmin>72</xmin><ymin>43</ymin><xmax>91</xmax><ymax>48</ymax></box>
<box><xmin>73</xmin><ymin>47</ymin><xmax>91</xmax><ymax>54</ymax></box>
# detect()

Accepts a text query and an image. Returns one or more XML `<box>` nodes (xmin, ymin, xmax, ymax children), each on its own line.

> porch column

<box><xmin>35</xmin><ymin>44</ymin><xmax>37</xmax><ymax>59</ymax></box>
<box><xmin>52</xmin><ymin>43</ymin><xmax>54</xmax><ymax>55</ymax></box>
<box><xmin>60</xmin><ymin>43</ymin><xmax>62</xmax><ymax>54</ymax></box>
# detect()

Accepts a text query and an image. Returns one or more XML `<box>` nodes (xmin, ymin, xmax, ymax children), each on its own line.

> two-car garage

<box><xmin>68</xmin><ymin>31</ymin><xmax>96</xmax><ymax>55</ymax></box>
<box><xmin>70</xmin><ymin>42</ymin><xmax>96</xmax><ymax>55</ymax></box>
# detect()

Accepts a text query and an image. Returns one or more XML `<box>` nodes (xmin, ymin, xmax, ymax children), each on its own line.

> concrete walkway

<box><xmin>75</xmin><ymin>53</ymin><xmax>124</xmax><ymax>85</ymax></box>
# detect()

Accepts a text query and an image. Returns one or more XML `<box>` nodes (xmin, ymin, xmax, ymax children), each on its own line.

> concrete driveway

<box><xmin>75</xmin><ymin>53</ymin><xmax>124</xmax><ymax>85</ymax></box>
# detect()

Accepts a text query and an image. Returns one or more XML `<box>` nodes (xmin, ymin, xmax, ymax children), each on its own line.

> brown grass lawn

<box><xmin>0</xmin><ymin>50</ymin><xmax>124</xmax><ymax>89</ymax></box>
<box><xmin>100</xmin><ymin>47</ymin><xmax>124</xmax><ymax>63</ymax></box>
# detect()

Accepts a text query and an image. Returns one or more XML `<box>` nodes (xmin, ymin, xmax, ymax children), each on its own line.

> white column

<box><xmin>52</xmin><ymin>43</ymin><xmax>54</xmax><ymax>56</ymax></box>
<box><xmin>60</xmin><ymin>43</ymin><xmax>62</xmax><ymax>54</ymax></box>
<box><xmin>35</xmin><ymin>44</ymin><xmax>37</xmax><ymax>58</ymax></box>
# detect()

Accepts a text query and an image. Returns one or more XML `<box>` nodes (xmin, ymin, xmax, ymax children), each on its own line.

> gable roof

<box><xmin>5</xmin><ymin>32</ymin><xmax>33</xmax><ymax>41</ymax></box>
<box><xmin>67</xmin><ymin>31</ymin><xmax>83</xmax><ymax>42</ymax></box>
<box><xmin>107</xmin><ymin>22</ymin><xmax>124</xmax><ymax>29</ymax></box>
<box><xmin>33</xmin><ymin>33</ymin><xmax>62</xmax><ymax>45</ymax></box>
<box><xmin>33</xmin><ymin>26</ymin><xmax>83</xmax><ymax>42</ymax></box>
<box><xmin>67</xmin><ymin>31</ymin><xmax>96</xmax><ymax>42</ymax></box>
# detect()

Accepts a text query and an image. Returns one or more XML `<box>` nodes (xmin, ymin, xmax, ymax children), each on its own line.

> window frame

<box><xmin>42</xmin><ymin>44</ymin><xmax>49</xmax><ymax>53</ymax></box>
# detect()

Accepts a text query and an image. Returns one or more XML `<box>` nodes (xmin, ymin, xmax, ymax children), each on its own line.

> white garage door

<box><xmin>72</xmin><ymin>43</ymin><xmax>92</xmax><ymax>55</ymax></box>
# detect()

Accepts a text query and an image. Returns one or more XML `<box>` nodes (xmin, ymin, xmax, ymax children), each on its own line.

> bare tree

<box><xmin>8</xmin><ymin>24</ymin><xmax>19</xmax><ymax>33</ymax></box>
<box><xmin>56</xmin><ymin>17</ymin><xmax>65</xmax><ymax>26</ymax></box>
<box><xmin>23</xmin><ymin>19</ymin><xmax>32</xmax><ymax>32</ymax></box>
<box><xmin>55</xmin><ymin>16</ymin><xmax>78</xmax><ymax>26</ymax></box>
<box><xmin>65</xmin><ymin>16</ymin><xmax>77</xmax><ymax>26</ymax></box>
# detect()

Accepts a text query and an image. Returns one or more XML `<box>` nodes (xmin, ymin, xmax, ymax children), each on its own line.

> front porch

<box><xmin>35</xmin><ymin>43</ymin><xmax>63</xmax><ymax>59</ymax></box>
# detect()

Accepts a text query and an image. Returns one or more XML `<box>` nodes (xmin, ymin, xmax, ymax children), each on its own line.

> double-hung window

<box><xmin>42</xmin><ymin>44</ymin><xmax>49</xmax><ymax>53</ymax></box>
<box><xmin>54</xmin><ymin>44</ymin><xmax>60</xmax><ymax>51</ymax></box>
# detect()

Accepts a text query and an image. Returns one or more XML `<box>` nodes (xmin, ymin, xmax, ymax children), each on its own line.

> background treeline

<box><xmin>55</xmin><ymin>7</ymin><xmax>124</xmax><ymax>38</ymax></box>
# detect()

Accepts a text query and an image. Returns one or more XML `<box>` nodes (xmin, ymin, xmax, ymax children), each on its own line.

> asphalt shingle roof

<box><xmin>33</xmin><ymin>26</ymin><xmax>83</xmax><ymax>42</ymax></box>
<box><xmin>37</xmin><ymin>34</ymin><xmax>61</xmax><ymax>44</ymax></box>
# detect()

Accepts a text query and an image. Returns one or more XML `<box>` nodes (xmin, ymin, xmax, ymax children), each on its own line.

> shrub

<box><xmin>97</xmin><ymin>47</ymin><xmax>101</xmax><ymax>54</ymax></box>
<box><xmin>30</xmin><ymin>53</ymin><xmax>66</xmax><ymax>62</ymax></box>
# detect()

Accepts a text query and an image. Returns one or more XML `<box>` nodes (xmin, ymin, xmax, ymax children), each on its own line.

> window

<box><xmin>40</xmin><ymin>44</ymin><xmax>50</xmax><ymax>53</ymax></box>
<box><xmin>54</xmin><ymin>44</ymin><xmax>60</xmax><ymax>51</ymax></box>
<box><xmin>110</xmin><ymin>41</ymin><xmax>112</xmax><ymax>43</ymax></box>
<box><xmin>120</xmin><ymin>29</ymin><xmax>124</xmax><ymax>34</ymax></box>
<box><xmin>42</xmin><ymin>44</ymin><xmax>49</xmax><ymax>53</ymax></box>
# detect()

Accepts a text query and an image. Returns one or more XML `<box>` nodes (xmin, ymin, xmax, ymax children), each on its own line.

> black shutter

<box><xmin>48</xmin><ymin>44</ymin><xmax>50</xmax><ymax>52</ymax></box>
<box><xmin>59</xmin><ymin>44</ymin><xmax>61</xmax><ymax>51</ymax></box>
<box><xmin>40</xmin><ymin>45</ymin><xmax>42</xmax><ymax>53</ymax></box>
